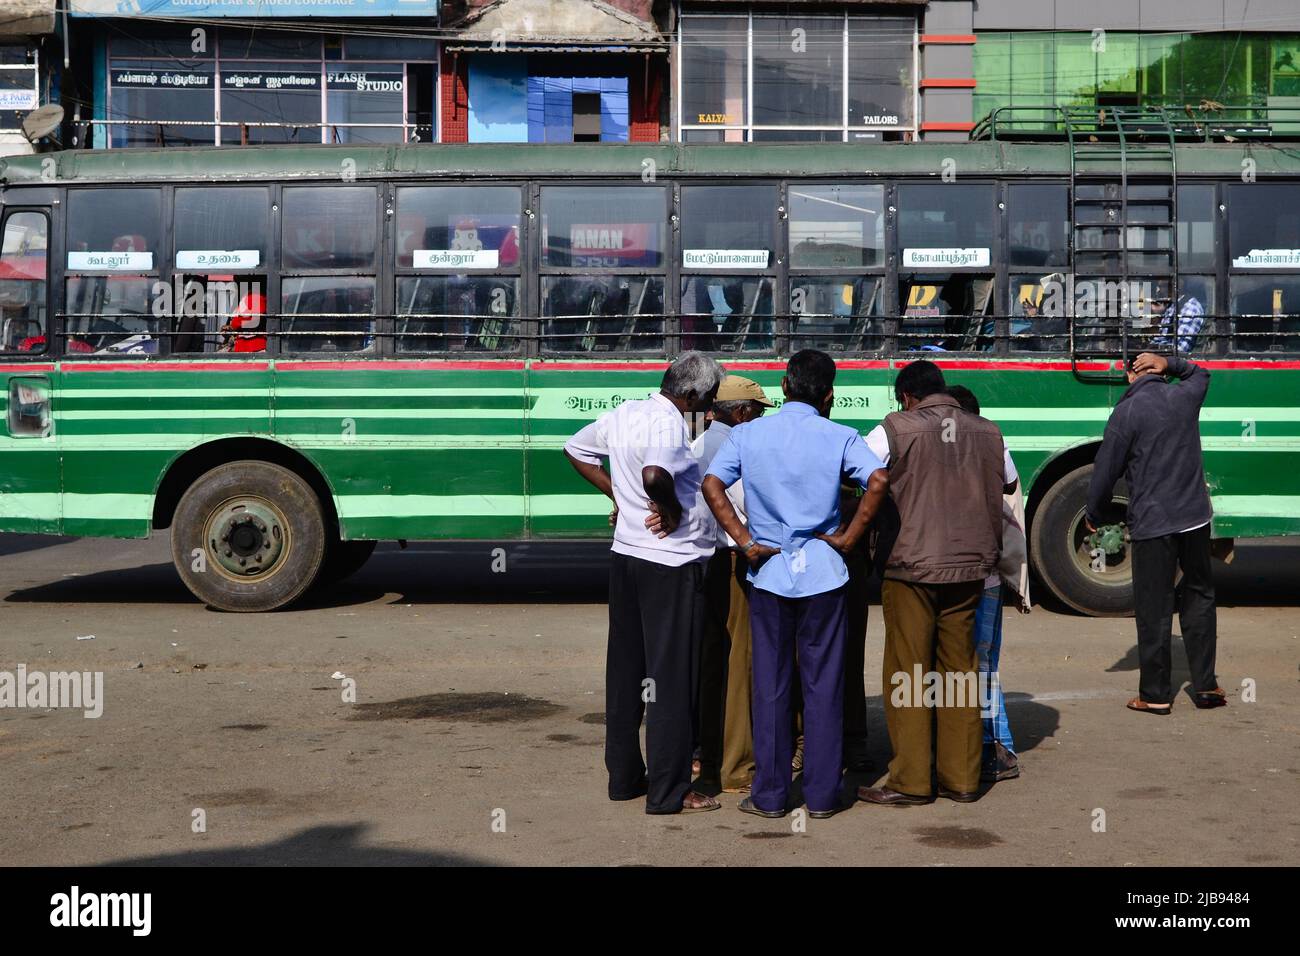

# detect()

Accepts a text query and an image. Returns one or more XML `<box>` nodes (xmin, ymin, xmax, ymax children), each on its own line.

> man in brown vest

<box><xmin>858</xmin><ymin>360</ymin><xmax>1017</xmax><ymax>805</ymax></box>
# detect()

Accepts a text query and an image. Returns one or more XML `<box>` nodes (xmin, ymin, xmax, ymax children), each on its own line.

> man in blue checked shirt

<box><xmin>702</xmin><ymin>350</ymin><xmax>889</xmax><ymax>819</ymax></box>
<box><xmin>1152</xmin><ymin>291</ymin><xmax>1205</xmax><ymax>353</ymax></box>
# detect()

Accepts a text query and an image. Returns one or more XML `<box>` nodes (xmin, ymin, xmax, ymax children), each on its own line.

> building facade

<box><xmin>0</xmin><ymin>0</ymin><xmax>1291</xmax><ymax>149</ymax></box>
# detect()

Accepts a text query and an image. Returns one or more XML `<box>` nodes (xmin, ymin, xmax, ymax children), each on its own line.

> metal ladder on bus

<box><xmin>1064</xmin><ymin>106</ymin><xmax>1179</xmax><ymax>382</ymax></box>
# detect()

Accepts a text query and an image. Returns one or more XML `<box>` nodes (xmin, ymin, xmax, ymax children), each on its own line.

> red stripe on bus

<box><xmin>62</xmin><ymin>362</ymin><xmax>271</xmax><ymax>373</ymax></box>
<box><xmin>929</xmin><ymin>360</ymin><xmax>1114</xmax><ymax>371</ymax></box>
<box><xmin>275</xmin><ymin>360</ymin><xmax>526</xmax><ymax>371</ymax></box>
<box><xmin>0</xmin><ymin>363</ymin><xmax>55</xmax><ymax>373</ymax></box>
<box><xmin>1197</xmin><ymin>360</ymin><xmax>1300</xmax><ymax>370</ymax></box>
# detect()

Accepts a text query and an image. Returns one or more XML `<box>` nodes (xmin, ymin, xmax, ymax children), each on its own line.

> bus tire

<box><xmin>1030</xmin><ymin>464</ymin><xmax>1134</xmax><ymax>617</ymax></box>
<box><xmin>171</xmin><ymin>460</ymin><xmax>327</xmax><ymax>612</ymax></box>
<box><xmin>317</xmin><ymin>538</ymin><xmax>377</xmax><ymax>586</ymax></box>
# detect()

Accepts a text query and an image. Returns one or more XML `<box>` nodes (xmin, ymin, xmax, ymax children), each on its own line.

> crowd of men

<box><xmin>564</xmin><ymin>348</ymin><xmax>1223</xmax><ymax>816</ymax></box>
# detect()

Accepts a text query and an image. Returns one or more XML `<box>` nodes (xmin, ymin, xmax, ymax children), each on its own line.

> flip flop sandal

<box><xmin>1127</xmin><ymin>698</ymin><xmax>1171</xmax><ymax>715</ymax></box>
<box><xmin>681</xmin><ymin>793</ymin><xmax>721</xmax><ymax>813</ymax></box>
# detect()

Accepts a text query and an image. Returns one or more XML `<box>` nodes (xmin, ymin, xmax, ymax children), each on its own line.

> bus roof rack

<box><xmin>970</xmin><ymin>104</ymin><xmax>1300</xmax><ymax>144</ymax></box>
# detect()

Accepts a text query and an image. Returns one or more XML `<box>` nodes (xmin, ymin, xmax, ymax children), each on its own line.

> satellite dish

<box><xmin>22</xmin><ymin>105</ymin><xmax>64</xmax><ymax>143</ymax></box>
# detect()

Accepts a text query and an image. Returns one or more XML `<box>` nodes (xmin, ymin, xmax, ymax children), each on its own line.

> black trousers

<box><xmin>1131</xmin><ymin>524</ymin><xmax>1219</xmax><ymax>704</ymax></box>
<box><xmin>606</xmin><ymin>551</ymin><xmax>705</xmax><ymax>813</ymax></box>
<box><xmin>696</xmin><ymin>548</ymin><xmax>736</xmax><ymax>785</ymax></box>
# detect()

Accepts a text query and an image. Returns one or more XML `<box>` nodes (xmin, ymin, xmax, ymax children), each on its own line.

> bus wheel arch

<box><xmin>1026</xmin><ymin>442</ymin><xmax>1134</xmax><ymax>617</ymax></box>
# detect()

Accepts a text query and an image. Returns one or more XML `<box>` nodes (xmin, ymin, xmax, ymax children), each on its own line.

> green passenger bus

<box><xmin>0</xmin><ymin>134</ymin><xmax>1296</xmax><ymax>613</ymax></box>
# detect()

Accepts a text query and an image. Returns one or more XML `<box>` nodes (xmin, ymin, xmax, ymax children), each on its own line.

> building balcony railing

<box><xmin>971</xmin><ymin>104</ymin><xmax>1300</xmax><ymax>143</ymax></box>
<box><xmin>83</xmin><ymin>119</ymin><xmax>435</xmax><ymax>147</ymax></box>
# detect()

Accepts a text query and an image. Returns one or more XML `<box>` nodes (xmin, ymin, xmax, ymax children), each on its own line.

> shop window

<box><xmin>680</xmin><ymin>16</ymin><xmax>748</xmax><ymax>133</ymax></box>
<box><xmin>282</xmin><ymin>186</ymin><xmax>377</xmax><ymax>271</ymax></box>
<box><xmin>396</xmin><ymin>276</ymin><xmax>520</xmax><ymax>353</ymax></box>
<box><xmin>220</xmin><ymin>28</ymin><xmax>322</xmax><ymax>60</ymax></box>
<box><xmin>327</xmin><ymin>63</ymin><xmax>406</xmax><ymax>144</ymax></box>
<box><xmin>541</xmin><ymin>276</ymin><xmax>664</xmax><ymax>353</ymax></box>
<box><xmin>847</xmin><ymin>16</ymin><xmax>914</xmax><ymax>129</ymax></box>
<box><xmin>0</xmin><ymin>211</ymin><xmax>47</xmax><ymax>353</ymax></box>
<box><xmin>540</xmin><ymin>186</ymin><xmax>665</xmax><ymax>268</ymax></box>
<box><xmin>221</xmin><ymin>61</ymin><xmax>322</xmax><ymax>144</ymax></box>
<box><xmin>108</xmin><ymin>60</ymin><xmax>216</xmax><ymax>146</ymax></box>
<box><xmin>752</xmin><ymin>16</ymin><xmax>843</xmax><ymax>127</ymax></box>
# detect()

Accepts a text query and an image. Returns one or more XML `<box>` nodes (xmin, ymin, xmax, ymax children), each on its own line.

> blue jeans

<box><xmin>974</xmin><ymin>586</ymin><xmax>1015</xmax><ymax>755</ymax></box>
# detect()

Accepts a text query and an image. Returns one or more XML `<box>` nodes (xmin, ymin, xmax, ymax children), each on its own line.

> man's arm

<box><xmin>817</xmin><ymin>467</ymin><xmax>889</xmax><ymax>554</ymax></box>
<box><xmin>642</xmin><ymin>465</ymin><xmax>683</xmax><ymax>537</ymax></box>
<box><xmin>703</xmin><ymin>474</ymin><xmax>779</xmax><ymax>566</ymax></box>
<box><xmin>1085</xmin><ymin>412</ymin><xmax>1132</xmax><ymax>531</ymax></box>
<box><xmin>563</xmin><ymin>419</ymin><xmax>614</xmax><ymax>499</ymax></box>
<box><xmin>1002</xmin><ymin>442</ymin><xmax>1019</xmax><ymax>496</ymax></box>
<box><xmin>1164</xmin><ymin>353</ymin><xmax>1210</xmax><ymax>407</ymax></box>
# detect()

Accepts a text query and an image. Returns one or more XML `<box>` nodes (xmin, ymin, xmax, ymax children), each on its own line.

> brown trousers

<box><xmin>699</xmin><ymin>550</ymin><xmax>756</xmax><ymax>791</ymax></box>
<box><xmin>880</xmin><ymin>578</ymin><xmax>983</xmax><ymax>796</ymax></box>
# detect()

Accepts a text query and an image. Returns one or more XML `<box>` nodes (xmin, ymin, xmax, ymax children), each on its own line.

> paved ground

<box><xmin>0</xmin><ymin>532</ymin><xmax>1296</xmax><ymax>866</ymax></box>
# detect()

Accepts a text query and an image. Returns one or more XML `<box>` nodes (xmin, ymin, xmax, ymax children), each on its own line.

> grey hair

<box><xmin>713</xmin><ymin>399</ymin><xmax>755</xmax><ymax>417</ymax></box>
<box><xmin>661</xmin><ymin>350</ymin><xmax>725</xmax><ymax>399</ymax></box>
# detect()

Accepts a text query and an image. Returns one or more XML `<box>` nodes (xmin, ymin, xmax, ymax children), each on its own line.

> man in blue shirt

<box><xmin>702</xmin><ymin>350</ymin><xmax>889</xmax><ymax>818</ymax></box>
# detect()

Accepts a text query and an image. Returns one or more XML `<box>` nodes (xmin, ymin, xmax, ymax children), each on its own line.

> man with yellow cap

<box><xmin>691</xmin><ymin>375</ymin><xmax>774</xmax><ymax>794</ymax></box>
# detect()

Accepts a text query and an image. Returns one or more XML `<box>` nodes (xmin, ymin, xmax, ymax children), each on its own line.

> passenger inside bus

<box><xmin>897</xmin><ymin>275</ymin><xmax>993</xmax><ymax>350</ymax></box>
<box><xmin>542</xmin><ymin>276</ymin><xmax>663</xmax><ymax>352</ymax></box>
<box><xmin>680</xmin><ymin>277</ymin><xmax>773</xmax><ymax>352</ymax></box>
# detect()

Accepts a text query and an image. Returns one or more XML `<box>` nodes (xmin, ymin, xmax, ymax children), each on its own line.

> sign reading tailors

<box><xmin>414</xmin><ymin>250</ymin><xmax>499</xmax><ymax>269</ymax></box>
<box><xmin>903</xmin><ymin>248</ymin><xmax>990</xmax><ymax>269</ymax></box>
<box><xmin>68</xmin><ymin>251</ymin><xmax>154</xmax><ymax>271</ymax></box>
<box><xmin>69</xmin><ymin>0</ymin><xmax>437</xmax><ymax>17</ymax></box>
<box><xmin>683</xmin><ymin>250</ymin><xmax>770</xmax><ymax>269</ymax></box>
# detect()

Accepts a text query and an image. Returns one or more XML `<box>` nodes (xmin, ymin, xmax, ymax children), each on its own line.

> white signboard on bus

<box><xmin>176</xmin><ymin>250</ymin><xmax>260</xmax><ymax>270</ymax></box>
<box><xmin>67</xmin><ymin>251</ymin><xmax>153</xmax><ymax>271</ymax></box>
<box><xmin>1231</xmin><ymin>249</ymin><xmax>1300</xmax><ymax>269</ymax></box>
<box><xmin>682</xmin><ymin>250</ymin><xmax>769</xmax><ymax>269</ymax></box>
<box><xmin>413</xmin><ymin>249</ymin><xmax>500</xmax><ymax>269</ymax></box>
<box><xmin>902</xmin><ymin>248</ymin><xmax>990</xmax><ymax>269</ymax></box>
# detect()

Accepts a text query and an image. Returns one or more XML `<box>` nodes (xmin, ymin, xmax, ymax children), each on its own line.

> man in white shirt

<box><xmin>690</xmin><ymin>375</ymin><xmax>773</xmax><ymax>794</ymax></box>
<box><xmin>564</xmin><ymin>351</ymin><xmax>726</xmax><ymax>814</ymax></box>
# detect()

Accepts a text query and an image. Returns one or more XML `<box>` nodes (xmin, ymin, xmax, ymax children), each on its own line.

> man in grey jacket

<box><xmin>1087</xmin><ymin>351</ymin><xmax>1225</xmax><ymax>715</ymax></box>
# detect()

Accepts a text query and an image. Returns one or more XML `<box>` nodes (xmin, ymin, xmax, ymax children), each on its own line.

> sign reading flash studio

<box><xmin>327</xmin><ymin>72</ymin><xmax>404</xmax><ymax>93</ymax></box>
<box><xmin>69</xmin><ymin>0</ymin><xmax>437</xmax><ymax>17</ymax></box>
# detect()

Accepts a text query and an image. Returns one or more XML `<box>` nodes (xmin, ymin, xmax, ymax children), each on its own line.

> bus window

<box><xmin>396</xmin><ymin>186</ymin><xmax>521</xmax><ymax>270</ymax></box>
<box><xmin>540</xmin><ymin>186</ymin><xmax>665</xmax><ymax>268</ymax></box>
<box><xmin>897</xmin><ymin>274</ymin><xmax>993</xmax><ymax>351</ymax></box>
<box><xmin>790</xmin><ymin>277</ymin><xmax>883</xmax><ymax>352</ymax></box>
<box><xmin>788</xmin><ymin>185</ymin><xmax>884</xmax><ymax>269</ymax></box>
<box><xmin>0</xmin><ymin>211</ymin><xmax>48</xmax><ymax>353</ymax></box>
<box><xmin>282</xmin><ymin>276</ymin><xmax>375</xmax><ymax>353</ymax></box>
<box><xmin>174</xmin><ymin>187</ymin><xmax>270</xmax><ymax>270</ymax></box>
<box><xmin>168</xmin><ymin>276</ymin><xmax>268</xmax><ymax>354</ymax></box>
<box><xmin>1009</xmin><ymin>272</ymin><xmax>1068</xmax><ymax>352</ymax></box>
<box><xmin>680</xmin><ymin>184</ymin><xmax>777</xmax><ymax>259</ymax></box>
<box><xmin>1226</xmin><ymin>183</ymin><xmax>1300</xmax><ymax>271</ymax></box>
<box><xmin>66</xmin><ymin>188</ymin><xmax>163</xmax><ymax>269</ymax></box>
<box><xmin>898</xmin><ymin>184</ymin><xmax>995</xmax><ymax>255</ymax></box>
<box><xmin>1177</xmin><ymin>185</ymin><xmax>1216</xmax><ymax>272</ymax></box>
<box><xmin>680</xmin><ymin>276</ymin><xmax>773</xmax><ymax>352</ymax></box>
<box><xmin>1007</xmin><ymin>184</ymin><xmax>1068</xmax><ymax>268</ymax></box>
<box><xmin>64</xmin><ymin>276</ymin><xmax>160</xmax><ymax>354</ymax></box>
<box><xmin>396</xmin><ymin>276</ymin><xmax>520</xmax><ymax>352</ymax></box>
<box><xmin>1230</xmin><ymin>277</ymin><xmax>1300</xmax><ymax>353</ymax></box>
<box><xmin>541</xmin><ymin>276</ymin><xmax>664</xmax><ymax>353</ymax></box>
<box><xmin>282</xmin><ymin>186</ymin><xmax>377</xmax><ymax>271</ymax></box>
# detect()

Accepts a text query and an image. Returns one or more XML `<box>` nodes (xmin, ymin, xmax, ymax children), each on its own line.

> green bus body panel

<box><xmin>6</xmin><ymin>142</ymin><xmax>1300</xmax><ymax>187</ymax></box>
<box><xmin>0</xmin><ymin>359</ymin><xmax>1297</xmax><ymax>542</ymax></box>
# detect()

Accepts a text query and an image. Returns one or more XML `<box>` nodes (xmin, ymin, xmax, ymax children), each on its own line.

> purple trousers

<box><xmin>749</xmin><ymin>585</ymin><xmax>847</xmax><ymax>814</ymax></box>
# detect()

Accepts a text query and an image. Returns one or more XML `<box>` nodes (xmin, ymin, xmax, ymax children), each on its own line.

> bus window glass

<box><xmin>66</xmin><ymin>189</ymin><xmax>162</xmax><ymax>270</ymax></box>
<box><xmin>282</xmin><ymin>186</ymin><xmax>377</xmax><ymax>270</ymax></box>
<box><xmin>395</xmin><ymin>276</ymin><xmax>521</xmax><ymax>352</ymax></box>
<box><xmin>396</xmin><ymin>186</ymin><xmax>522</xmax><ymax>270</ymax></box>
<box><xmin>170</xmin><ymin>277</ymin><xmax>268</xmax><ymax>354</ymax></box>
<box><xmin>540</xmin><ymin>186</ymin><xmax>665</xmax><ymax>268</ymax></box>
<box><xmin>789</xmin><ymin>277</ymin><xmax>883</xmax><ymax>351</ymax></box>
<box><xmin>541</xmin><ymin>276</ymin><xmax>664</xmax><ymax>353</ymax></box>
<box><xmin>64</xmin><ymin>276</ymin><xmax>161</xmax><ymax>354</ymax></box>
<box><xmin>680</xmin><ymin>185</ymin><xmax>777</xmax><ymax>265</ymax></box>
<box><xmin>1226</xmin><ymin>183</ymin><xmax>1300</xmax><ymax>269</ymax></box>
<box><xmin>281</xmin><ymin>276</ymin><xmax>375</xmax><ymax>352</ymax></box>
<box><xmin>0</xmin><ymin>211</ymin><xmax>47</xmax><ymax>353</ymax></box>
<box><xmin>788</xmin><ymin>185</ymin><xmax>884</xmax><ymax>268</ymax></box>
<box><xmin>174</xmin><ymin>187</ymin><xmax>270</xmax><ymax>270</ymax></box>
<box><xmin>1177</xmin><ymin>185</ymin><xmax>1216</xmax><ymax>272</ymax></box>
<box><xmin>897</xmin><ymin>185</ymin><xmax>995</xmax><ymax>264</ymax></box>
<box><xmin>897</xmin><ymin>274</ymin><xmax>994</xmax><ymax>351</ymax></box>
<box><xmin>1229</xmin><ymin>276</ymin><xmax>1300</xmax><ymax>353</ymax></box>
<box><xmin>1007</xmin><ymin>184</ymin><xmax>1068</xmax><ymax>267</ymax></box>
<box><xmin>680</xmin><ymin>275</ymin><xmax>774</xmax><ymax>352</ymax></box>
<box><xmin>1008</xmin><ymin>272</ymin><xmax>1068</xmax><ymax>352</ymax></box>
<box><xmin>1141</xmin><ymin>276</ymin><xmax>1214</xmax><ymax>354</ymax></box>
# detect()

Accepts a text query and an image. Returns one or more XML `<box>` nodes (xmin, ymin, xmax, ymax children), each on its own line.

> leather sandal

<box><xmin>1127</xmin><ymin>697</ymin><xmax>1171</xmax><ymax>715</ymax></box>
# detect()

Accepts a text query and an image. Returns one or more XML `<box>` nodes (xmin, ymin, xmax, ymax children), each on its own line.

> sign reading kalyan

<box><xmin>69</xmin><ymin>0</ymin><xmax>436</xmax><ymax>16</ymax></box>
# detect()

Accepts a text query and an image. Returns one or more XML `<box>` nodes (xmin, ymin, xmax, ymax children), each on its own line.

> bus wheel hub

<box><xmin>209</xmin><ymin>499</ymin><xmax>286</xmax><ymax>576</ymax></box>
